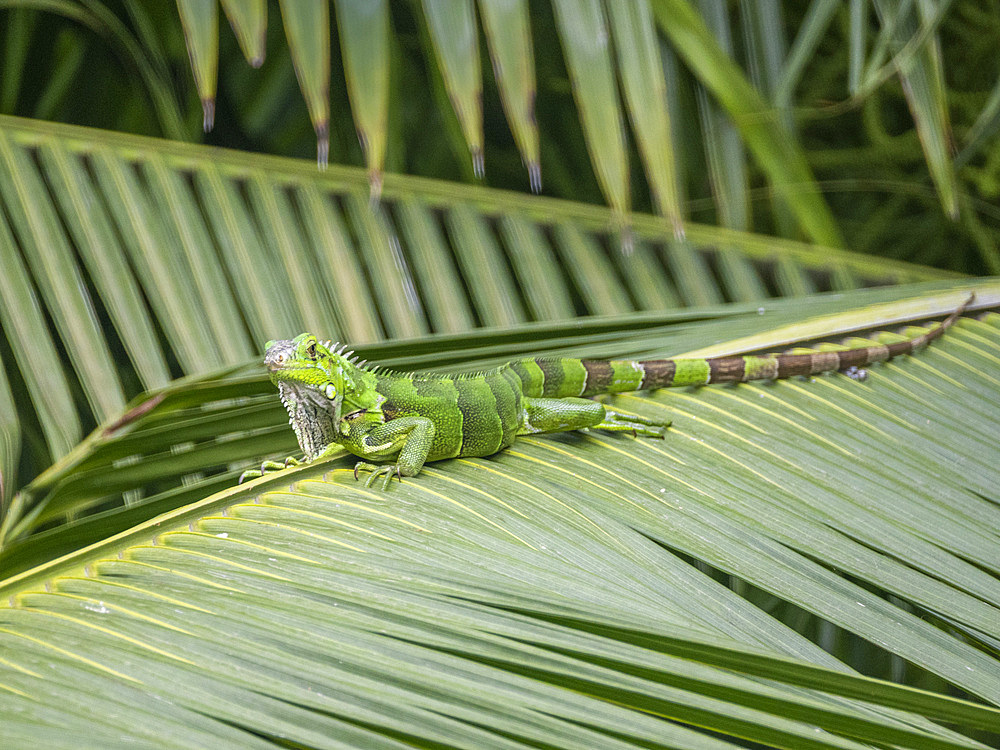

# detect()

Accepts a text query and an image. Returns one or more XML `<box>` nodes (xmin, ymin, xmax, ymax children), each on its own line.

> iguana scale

<box><xmin>244</xmin><ymin>297</ymin><xmax>972</xmax><ymax>489</ymax></box>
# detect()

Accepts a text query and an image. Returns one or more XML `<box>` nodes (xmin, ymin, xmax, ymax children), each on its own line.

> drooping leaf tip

<box><xmin>368</xmin><ymin>170</ymin><xmax>383</xmax><ymax>206</ymax></box>
<box><xmin>617</xmin><ymin>225</ymin><xmax>635</xmax><ymax>257</ymax></box>
<box><xmin>528</xmin><ymin>162</ymin><xmax>542</xmax><ymax>194</ymax></box>
<box><xmin>202</xmin><ymin>99</ymin><xmax>215</xmax><ymax>132</ymax></box>
<box><xmin>670</xmin><ymin>215</ymin><xmax>686</xmax><ymax>242</ymax></box>
<box><xmin>316</xmin><ymin>125</ymin><xmax>329</xmax><ymax>171</ymax></box>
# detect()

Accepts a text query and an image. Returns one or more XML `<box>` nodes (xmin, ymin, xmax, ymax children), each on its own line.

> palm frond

<box><xmin>2</xmin><ymin>301</ymin><xmax>999</xmax><ymax>746</ymax></box>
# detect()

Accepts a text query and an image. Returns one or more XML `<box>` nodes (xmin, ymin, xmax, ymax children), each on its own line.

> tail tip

<box><xmin>955</xmin><ymin>291</ymin><xmax>975</xmax><ymax>317</ymax></box>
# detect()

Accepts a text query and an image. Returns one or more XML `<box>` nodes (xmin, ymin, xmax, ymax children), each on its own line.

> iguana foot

<box><xmin>239</xmin><ymin>456</ymin><xmax>301</xmax><ymax>483</ymax></box>
<box><xmin>842</xmin><ymin>365</ymin><xmax>869</xmax><ymax>382</ymax></box>
<box><xmin>599</xmin><ymin>410</ymin><xmax>670</xmax><ymax>438</ymax></box>
<box><xmin>354</xmin><ymin>461</ymin><xmax>403</xmax><ymax>490</ymax></box>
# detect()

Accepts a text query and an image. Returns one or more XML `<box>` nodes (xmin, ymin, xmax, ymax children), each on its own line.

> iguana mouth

<box><xmin>267</xmin><ymin>362</ymin><xmax>321</xmax><ymax>377</ymax></box>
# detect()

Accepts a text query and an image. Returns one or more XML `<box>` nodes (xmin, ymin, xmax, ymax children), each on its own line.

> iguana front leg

<box><xmin>346</xmin><ymin>415</ymin><xmax>437</xmax><ymax>490</ymax></box>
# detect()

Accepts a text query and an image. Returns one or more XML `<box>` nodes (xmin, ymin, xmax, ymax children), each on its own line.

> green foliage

<box><xmin>1</xmin><ymin>1</ymin><xmax>998</xmax><ymax>271</ymax></box>
<box><xmin>1</xmin><ymin>3</ymin><xmax>1000</xmax><ymax>747</ymax></box>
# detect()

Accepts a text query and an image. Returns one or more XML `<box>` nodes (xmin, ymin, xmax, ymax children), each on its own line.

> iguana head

<box><xmin>264</xmin><ymin>334</ymin><xmax>362</xmax><ymax>459</ymax></box>
<box><xmin>264</xmin><ymin>334</ymin><xmax>353</xmax><ymax>403</ymax></box>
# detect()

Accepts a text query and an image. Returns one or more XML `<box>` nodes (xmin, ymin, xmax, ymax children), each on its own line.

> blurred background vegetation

<box><xmin>3</xmin><ymin>0</ymin><xmax>998</xmax><ymax>275</ymax></box>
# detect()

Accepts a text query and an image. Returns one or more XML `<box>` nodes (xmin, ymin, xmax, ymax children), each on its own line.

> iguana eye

<box><xmin>306</xmin><ymin>342</ymin><xmax>317</xmax><ymax>360</ymax></box>
<box><xmin>274</xmin><ymin>353</ymin><xmax>287</xmax><ymax>364</ymax></box>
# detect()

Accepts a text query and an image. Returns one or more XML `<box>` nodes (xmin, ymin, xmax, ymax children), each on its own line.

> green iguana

<box><xmin>242</xmin><ymin>297</ymin><xmax>972</xmax><ymax>489</ymax></box>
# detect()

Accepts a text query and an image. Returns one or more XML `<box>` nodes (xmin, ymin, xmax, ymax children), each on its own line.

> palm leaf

<box><xmin>169</xmin><ymin>0</ymin><xmax>850</xmax><ymax>241</ymax></box>
<box><xmin>2</xmin><ymin>291</ymin><xmax>999</xmax><ymax>747</ymax></box>
<box><xmin>871</xmin><ymin>0</ymin><xmax>958</xmax><ymax>220</ymax></box>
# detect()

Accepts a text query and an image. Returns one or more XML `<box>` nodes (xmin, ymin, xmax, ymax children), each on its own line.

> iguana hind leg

<box><xmin>519</xmin><ymin>397</ymin><xmax>669</xmax><ymax>437</ymax></box>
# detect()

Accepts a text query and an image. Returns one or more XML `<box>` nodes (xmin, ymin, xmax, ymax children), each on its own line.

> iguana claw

<box><xmin>354</xmin><ymin>461</ymin><xmax>402</xmax><ymax>490</ymax></box>
<box><xmin>238</xmin><ymin>468</ymin><xmax>262</xmax><ymax>484</ymax></box>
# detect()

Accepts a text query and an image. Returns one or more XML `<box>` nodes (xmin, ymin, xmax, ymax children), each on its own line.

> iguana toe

<box><xmin>354</xmin><ymin>461</ymin><xmax>402</xmax><ymax>490</ymax></box>
<box><xmin>240</xmin><ymin>456</ymin><xmax>302</xmax><ymax>483</ymax></box>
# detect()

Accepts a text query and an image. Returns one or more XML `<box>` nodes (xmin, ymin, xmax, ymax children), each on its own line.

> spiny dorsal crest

<box><xmin>323</xmin><ymin>340</ymin><xmax>363</xmax><ymax>365</ymax></box>
<box><xmin>362</xmin><ymin>365</ymin><xmax>504</xmax><ymax>381</ymax></box>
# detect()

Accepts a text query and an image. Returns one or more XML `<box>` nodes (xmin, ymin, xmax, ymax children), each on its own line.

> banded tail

<box><xmin>510</xmin><ymin>295</ymin><xmax>974</xmax><ymax>399</ymax></box>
